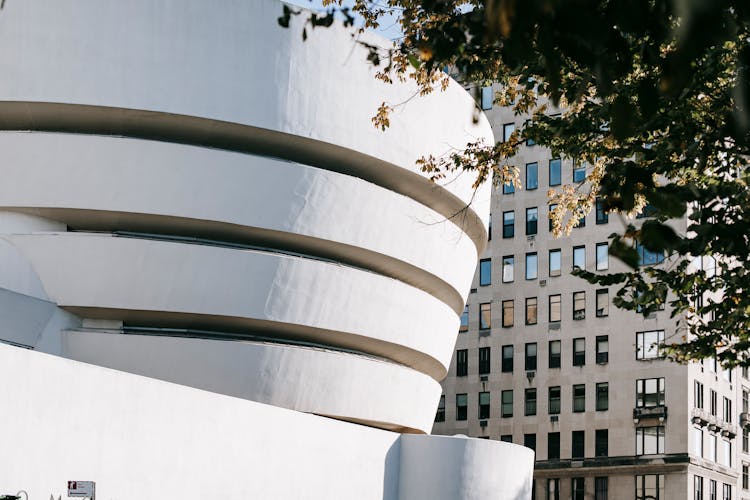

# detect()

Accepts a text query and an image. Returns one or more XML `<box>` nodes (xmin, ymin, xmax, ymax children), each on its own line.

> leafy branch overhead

<box><xmin>282</xmin><ymin>0</ymin><xmax>750</xmax><ymax>367</ymax></box>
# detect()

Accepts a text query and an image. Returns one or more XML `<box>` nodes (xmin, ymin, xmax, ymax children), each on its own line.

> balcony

<box><xmin>633</xmin><ymin>405</ymin><xmax>668</xmax><ymax>423</ymax></box>
<box><xmin>741</xmin><ymin>412</ymin><xmax>750</xmax><ymax>428</ymax></box>
<box><xmin>720</xmin><ymin>421</ymin><xmax>738</xmax><ymax>438</ymax></box>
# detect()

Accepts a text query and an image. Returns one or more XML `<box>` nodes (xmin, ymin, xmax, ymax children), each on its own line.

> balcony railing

<box><xmin>633</xmin><ymin>405</ymin><xmax>668</xmax><ymax>422</ymax></box>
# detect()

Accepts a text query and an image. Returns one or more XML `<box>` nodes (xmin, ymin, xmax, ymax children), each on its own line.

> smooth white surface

<box><xmin>63</xmin><ymin>330</ymin><xmax>442</xmax><ymax>433</ymax></box>
<box><xmin>0</xmin><ymin>132</ymin><xmax>478</xmax><ymax>310</ymax></box>
<box><xmin>0</xmin><ymin>0</ymin><xmax>492</xmax><ymax>227</ymax></box>
<box><xmin>0</xmin><ymin>343</ymin><xmax>532</xmax><ymax>500</ymax></box>
<box><xmin>5</xmin><ymin>232</ymin><xmax>458</xmax><ymax>379</ymax></box>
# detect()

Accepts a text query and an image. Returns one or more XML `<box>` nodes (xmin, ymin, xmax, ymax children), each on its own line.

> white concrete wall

<box><xmin>0</xmin><ymin>343</ymin><xmax>532</xmax><ymax>500</ymax></box>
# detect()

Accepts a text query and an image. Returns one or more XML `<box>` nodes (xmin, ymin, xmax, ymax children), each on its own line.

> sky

<box><xmin>284</xmin><ymin>0</ymin><xmax>403</xmax><ymax>41</ymax></box>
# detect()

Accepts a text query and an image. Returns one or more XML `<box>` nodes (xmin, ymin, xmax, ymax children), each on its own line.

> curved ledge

<box><xmin>5</xmin><ymin>232</ymin><xmax>458</xmax><ymax>379</ymax></box>
<box><xmin>0</xmin><ymin>102</ymin><xmax>488</xmax><ymax>255</ymax></box>
<box><xmin>63</xmin><ymin>330</ymin><xmax>441</xmax><ymax>433</ymax></box>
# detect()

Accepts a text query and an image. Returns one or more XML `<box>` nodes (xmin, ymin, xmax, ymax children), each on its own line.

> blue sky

<box><xmin>284</xmin><ymin>0</ymin><xmax>403</xmax><ymax>41</ymax></box>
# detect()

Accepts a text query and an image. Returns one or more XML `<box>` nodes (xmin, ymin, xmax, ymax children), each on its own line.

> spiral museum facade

<box><xmin>0</xmin><ymin>0</ymin><xmax>532</xmax><ymax>498</ymax></box>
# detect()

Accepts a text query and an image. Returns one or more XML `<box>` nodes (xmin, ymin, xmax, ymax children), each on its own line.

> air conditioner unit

<box><xmin>480</xmin><ymin>375</ymin><xmax>488</xmax><ymax>382</ymax></box>
<box><xmin>480</xmin><ymin>420</ymin><xmax>488</xmax><ymax>428</ymax></box>
<box><xmin>539</xmin><ymin>279</ymin><xmax>547</xmax><ymax>287</ymax></box>
<box><xmin>526</xmin><ymin>370</ymin><xmax>536</xmax><ymax>380</ymax></box>
<box><xmin>549</xmin><ymin>323</ymin><xmax>561</xmax><ymax>331</ymax></box>
<box><xmin>550</xmin><ymin>415</ymin><xmax>559</xmax><ymax>423</ymax></box>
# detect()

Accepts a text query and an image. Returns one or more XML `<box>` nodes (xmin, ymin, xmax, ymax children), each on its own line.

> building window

<box><xmin>596</xmin><ymin>198</ymin><xmax>609</xmax><ymax>224</ymax></box>
<box><xmin>526</xmin><ymin>297</ymin><xmax>538</xmax><ymax>325</ymax></box>
<box><xmin>549</xmin><ymin>294</ymin><xmax>561</xmax><ymax>323</ymax></box>
<box><xmin>742</xmin><ymin>465</ymin><xmax>748</xmax><ymax>490</ymax></box>
<box><xmin>572</xmin><ymin>431</ymin><xmax>585</xmax><ymax>458</ymax></box>
<box><xmin>595</xmin><ymin>477</ymin><xmax>608</xmax><ymax>500</ymax></box>
<box><xmin>479</xmin><ymin>258</ymin><xmax>491</xmax><ymax>286</ymax></box>
<box><xmin>502</xmin><ymin>300</ymin><xmax>514</xmax><ymax>327</ymax></box>
<box><xmin>549</xmin><ymin>340</ymin><xmax>561</xmax><ymax>369</ymax></box>
<box><xmin>501</xmin><ymin>390</ymin><xmax>513</xmax><ymax>417</ymax></box>
<box><xmin>636</xmin><ymin>330</ymin><xmax>665</xmax><ymax>360</ymax></box>
<box><xmin>481</xmin><ymin>86</ymin><xmax>493</xmax><ymax>110</ymax></box>
<box><xmin>596</xmin><ymin>382</ymin><xmax>609</xmax><ymax>411</ymax></box>
<box><xmin>526</xmin><ymin>163</ymin><xmax>539</xmax><ymax>190</ymax></box>
<box><xmin>525</xmin><ymin>388</ymin><xmax>537</xmax><ymax>416</ymax></box>
<box><xmin>573</xmin><ymin>161</ymin><xmax>586</xmax><ymax>182</ymax></box>
<box><xmin>548</xmin><ymin>432</ymin><xmax>560</xmax><ymax>460</ymax></box>
<box><xmin>743</xmin><ymin>427</ymin><xmax>748</xmax><ymax>453</ymax></box>
<box><xmin>573</xmin><ymin>291</ymin><xmax>586</xmax><ymax>320</ymax></box>
<box><xmin>573</xmin><ymin>384</ymin><xmax>586</xmax><ymax>412</ymax></box>
<box><xmin>456</xmin><ymin>393</ymin><xmax>468</xmax><ymax>421</ymax></box>
<box><xmin>636</xmin><ymin>474</ymin><xmax>664</xmax><ymax>500</ymax></box>
<box><xmin>572</xmin><ymin>478</ymin><xmax>584</xmax><ymax>500</ymax></box>
<box><xmin>488</xmin><ymin>213</ymin><xmax>492</xmax><ymax>241</ymax></box>
<box><xmin>723</xmin><ymin>484</ymin><xmax>732</xmax><ymax>500</ymax></box>
<box><xmin>636</xmin><ymin>378</ymin><xmax>665</xmax><ymax>407</ymax></box>
<box><xmin>478</xmin><ymin>391</ymin><xmax>490</xmax><ymax>419</ymax></box>
<box><xmin>577</xmin><ymin>212</ymin><xmax>586</xmax><ymax>228</ymax></box>
<box><xmin>596</xmin><ymin>336</ymin><xmax>609</xmax><ymax>364</ymax></box>
<box><xmin>743</xmin><ymin>388</ymin><xmax>748</xmax><ymax>413</ymax></box>
<box><xmin>636</xmin><ymin>426</ymin><xmax>665</xmax><ymax>455</ymax></box>
<box><xmin>596</xmin><ymin>289</ymin><xmax>609</xmax><ymax>317</ymax></box>
<box><xmin>709</xmin><ymin>434</ymin><xmax>717</xmax><ymax>462</ymax></box>
<box><xmin>549</xmin><ymin>159</ymin><xmax>561</xmax><ymax>186</ymax></box>
<box><xmin>478</xmin><ymin>347</ymin><xmax>491</xmax><ymax>375</ymax></box>
<box><xmin>694</xmin><ymin>381</ymin><xmax>704</xmax><ymax>409</ymax></box>
<box><xmin>479</xmin><ymin>303</ymin><xmax>491</xmax><ymax>330</ymax></box>
<box><xmin>596</xmin><ymin>243</ymin><xmax>609</xmax><ymax>270</ymax></box>
<box><xmin>526</xmin><ymin>207</ymin><xmax>538</xmax><ymax>234</ymax></box>
<box><xmin>526</xmin><ymin>252</ymin><xmax>538</xmax><ymax>280</ymax></box>
<box><xmin>694</xmin><ymin>475</ymin><xmax>703</xmax><ymax>500</ymax></box>
<box><xmin>573</xmin><ymin>245</ymin><xmax>585</xmax><ymax>270</ymax></box>
<box><xmin>721</xmin><ymin>439</ymin><xmax>732</xmax><ymax>467</ymax></box>
<box><xmin>525</xmin><ymin>119</ymin><xmax>536</xmax><ymax>147</ymax></box>
<box><xmin>503</xmin><ymin>177</ymin><xmax>515</xmax><ymax>194</ymax></box>
<box><xmin>503</xmin><ymin>123</ymin><xmax>515</xmax><ymax>142</ymax></box>
<box><xmin>547</xmin><ymin>478</ymin><xmax>560</xmax><ymax>500</ymax></box>
<box><xmin>502</xmin><ymin>255</ymin><xmax>514</xmax><ymax>282</ymax></box>
<box><xmin>694</xmin><ymin>428</ymin><xmax>703</xmax><ymax>458</ymax></box>
<box><xmin>502</xmin><ymin>345</ymin><xmax>514</xmax><ymax>372</ymax></box>
<box><xmin>548</xmin><ymin>203</ymin><xmax>557</xmax><ymax>231</ymax></box>
<box><xmin>723</xmin><ymin>397</ymin><xmax>732</xmax><ymax>423</ymax></box>
<box><xmin>525</xmin><ymin>343</ymin><xmax>538</xmax><ymax>371</ymax></box>
<box><xmin>549</xmin><ymin>249</ymin><xmax>561</xmax><ymax>277</ymax></box>
<box><xmin>710</xmin><ymin>389</ymin><xmax>718</xmax><ymax>416</ymax></box>
<box><xmin>710</xmin><ymin>480</ymin><xmax>717</xmax><ymax>500</ymax></box>
<box><xmin>503</xmin><ymin>211</ymin><xmax>515</xmax><ymax>238</ymax></box>
<box><xmin>573</xmin><ymin>338</ymin><xmax>586</xmax><ymax>366</ymax></box>
<box><xmin>500</xmin><ymin>435</ymin><xmax>512</xmax><ymax>443</ymax></box>
<box><xmin>459</xmin><ymin>305</ymin><xmax>469</xmax><ymax>332</ymax></box>
<box><xmin>456</xmin><ymin>349</ymin><xmax>468</xmax><ymax>377</ymax></box>
<box><xmin>435</xmin><ymin>395</ymin><xmax>445</xmax><ymax>422</ymax></box>
<box><xmin>595</xmin><ymin>429</ymin><xmax>608</xmax><ymax>457</ymax></box>
<box><xmin>636</xmin><ymin>242</ymin><xmax>666</xmax><ymax>266</ymax></box>
<box><xmin>549</xmin><ymin>386</ymin><xmax>561</xmax><ymax>415</ymax></box>
<box><xmin>524</xmin><ymin>433</ymin><xmax>536</xmax><ymax>452</ymax></box>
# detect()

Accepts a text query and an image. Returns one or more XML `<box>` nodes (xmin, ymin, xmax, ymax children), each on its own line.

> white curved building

<box><xmin>0</xmin><ymin>1</ymin><xmax>533</xmax><ymax>498</ymax></box>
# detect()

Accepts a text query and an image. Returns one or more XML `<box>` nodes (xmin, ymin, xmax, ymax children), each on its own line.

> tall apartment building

<box><xmin>433</xmin><ymin>94</ymin><xmax>750</xmax><ymax>500</ymax></box>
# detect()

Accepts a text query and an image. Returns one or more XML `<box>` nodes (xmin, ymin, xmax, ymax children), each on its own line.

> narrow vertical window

<box><xmin>595</xmin><ymin>430</ymin><xmax>608</xmax><ymax>457</ymax></box>
<box><xmin>548</xmin><ymin>433</ymin><xmax>560</xmax><ymax>460</ymax></box>
<box><xmin>594</xmin><ymin>477</ymin><xmax>608</xmax><ymax>500</ymax></box>
<box><xmin>526</xmin><ymin>163</ymin><xmax>538</xmax><ymax>190</ymax></box>
<box><xmin>456</xmin><ymin>393</ymin><xmax>468</xmax><ymax>421</ymax></box>
<box><xmin>596</xmin><ymin>198</ymin><xmax>608</xmax><ymax>224</ymax></box>
<box><xmin>502</xmin><ymin>255</ymin><xmax>514</xmax><ymax>282</ymax></box>
<box><xmin>573</xmin><ymin>161</ymin><xmax>586</xmax><ymax>182</ymax></box>
<box><xmin>501</xmin><ymin>390</ymin><xmax>513</xmax><ymax>417</ymax></box>
<box><xmin>596</xmin><ymin>243</ymin><xmax>609</xmax><ymax>270</ymax></box>
<box><xmin>525</xmin><ymin>297</ymin><xmax>538</xmax><ymax>325</ymax></box>
<box><xmin>525</xmin><ymin>343</ymin><xmax>538</xmax><ymax>371</ymax></box>
<box><xmin>573</xmin><ymin>338</ymin><xmax>586</xmax><ymax>366</ymax></box>
<box><xmin>479</xmin><ymin>303</ymin><xmax>491</xmax><ymax>330</ymax></box>
<box><xmin>596</xmin><ymin>382</ymin><xmax>608</xmax><ymax>410</ymax></box>
<box><xmin>596</xmin><ymin>289</ymin><xmax>609</xmax><ymax>317</ymax></box>
<box><xmin>526</xmin><ymin>252</ymin><xmax>538</xmax><ymax>280</ymax></box>
<box><xmin>502</xmin><ymin>300</ymin><xmax>514</xmax><ymax>327</ymax></box>
<box><xmin>548</xmin><ymin>386</ymin><xmax>561</xmax><ymax>414</ymax></box>
<box><xmin>571</xmin><ymin>432</ymin><xmax>585</xmax><ymax>459</ymax></box>
<box><xmin>501</xmin><ymin>345</ymin><xmax>514</xmax><ymax>372</ymax></box>
<box><xmin>549</xmin><ymin>294</ymin><xmax>561</xmax><ymax>322</ymax></box>
<box><xmin>549</xmin><ymin>159</ymin><xmax>561</xmax><ymax>186</ymax></box>
<box><xmin>479</xmin><ymin>258</ymin><xmax>492</xmax><ymax>286</ymax></box>
<box><xmin>572</xmin><ymin>384</ymin><xmax>585</xmax><ymax>412</ymax></box>
<box><xmin>549</xmin><ymin>340</ymin><xmax>561</xmax><ymax>368</ymax></box>
<box><xmin>478</xmin><ymin>391</ymin><xmax>490</xmax><ymax>419</ymax></box>
<box><xmin>525</xmin><ymin>388</ymin><xmax>537</xmax><ymax>416</ymax></box>
<box><xmin>503</xmin><ymin>123</ymin><xmax>515</xmax><ymax>142</ymax></box>
<box><xmin>548</xmin><ymin>203</ymin><xmax>558</xmax><ymax>231</ymax></box>
<box><xmin>573</xmin><ymin>291</ymin><xmax>586</xmax><ymax>320</ymax></box>
<box><xmin>503</xmin><ymin>211</ymin><xmax>515</xmax><ymax>238</ymax></box>
<box><xmin>459</xmin><ymin>305</ymin><xmax>469</xmax><ymax>332</ymax></box>
<box><xmin>456</xmin><ymin>349</ymin><xmax>468</xmax><ymax>376</ymax></box>
<box><xmin>435</xmin><ymin>395</ymin><xmax>446</xmax><ymax>422</ymax></box>
<box><xmin>573</xmin><ymin>245</ymin><xmax>585</xmax><ymax>270</ymax></box>
<box><xmin>549</xmin><ymin>249</ymin><xmax>561</xmax><ymax>277</ymax></box>
<box><xmin>480</xmin><ymin>86</ymin><xmax>493</xmax><ymax>110</ymax></box>
<box><xmin>526</xmin><ymin>207</ymin><xmax>538</xmax><ymax>235</ymax></box>
<box><xmin>596</xmin><ymin>336</ymin><xmax>609</xmax><ymax>364</ymax></box>
<box><xmin>478</xmin><ymin>347</ymin><xmax>491</xmax><ymax>375</ymax></box>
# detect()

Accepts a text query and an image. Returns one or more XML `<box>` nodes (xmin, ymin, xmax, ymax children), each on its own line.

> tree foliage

<box><xmin>282</xmin><ymin>0</ymin><xmax>750</xmax><ymax>367</ymax></box>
